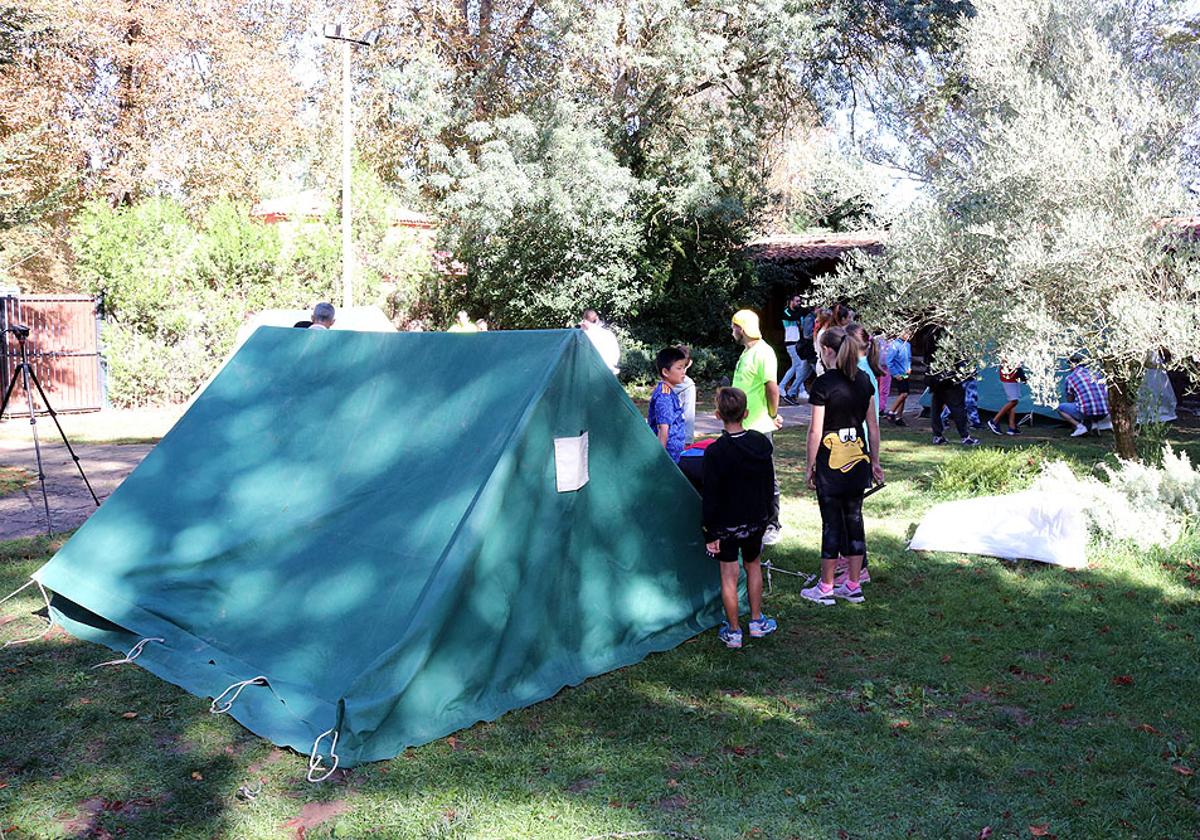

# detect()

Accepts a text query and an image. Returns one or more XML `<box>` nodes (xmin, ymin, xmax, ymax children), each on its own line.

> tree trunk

<box><xmin>1108</xmin><ymin>377</ymin><xmax>1138</xmax><ymax>460</ymax></box>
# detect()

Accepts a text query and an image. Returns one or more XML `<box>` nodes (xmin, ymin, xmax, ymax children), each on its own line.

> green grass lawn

<box><xmin>1</xmin><ymin>423</ymin><xmax>1198</xmax><ymax>839</ymax></box>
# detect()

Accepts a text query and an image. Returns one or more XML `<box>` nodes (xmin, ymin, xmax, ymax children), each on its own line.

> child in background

<box><xmin>648</xmin><ymin>347</ymin><xmax>689</xmax><ymax>463</ymax></box>
<box><xmin>873</xmin><ymin>332</ymin><xmax>892</xmax><ymax>418</ymax></box>
<box><xmin>675</xmin><ymin>345</ymin><xmax>697</xmax><ymax>444</ymax></box>
<box><xmin>884</xmin><ymin>330</ymin><xmax>913</xmax><ymax>425</ymax></box>
<box><xmin>989</xmin><ymin>362</ymin><xmax>1025</xmax><ymax>436</ymax></box>
<box><xmin>702</xmin><ymin>387</ymin><xmax>778</xmax><ymax>648</ymax></box>
<box><xmin>846</xmin><ymin>323</ymin><xmax>882</xmax><ymax>432</ymax></box>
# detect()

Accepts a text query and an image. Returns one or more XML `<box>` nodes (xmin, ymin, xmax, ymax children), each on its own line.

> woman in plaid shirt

<box><xmin>1056</xmin><ymin>354</ymin><xmax>1109</xmax><ymax>437</ymax></box>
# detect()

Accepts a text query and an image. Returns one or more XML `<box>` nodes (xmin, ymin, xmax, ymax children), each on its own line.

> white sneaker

<box><xmin>831</xmin><ymin>582</ymin><xmax>865</xmax><ymax>604</ymax></box>
<box><xmin>761</xmin><ymin>525</ymin><xmax>782</xmax><ymax>545</ymax></box>
<box><xmin>800</xmin><ymin>583</ymin><xmax>835</xmax><ymax>605</ymax></box>
<box><xmin>1070</xmin><ymin>424</ymin><xmax>1089</xmax><ymax>437</ymax></box>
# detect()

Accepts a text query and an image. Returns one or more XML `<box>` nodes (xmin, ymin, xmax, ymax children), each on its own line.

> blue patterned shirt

<box><xmin>648</xmin><ymin>383</ymin><xmax>687</xmax><ymax>463</ymax></box>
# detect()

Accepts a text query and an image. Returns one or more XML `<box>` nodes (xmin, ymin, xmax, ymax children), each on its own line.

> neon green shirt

<box><xmin>733</xmin><ymin>339</ymin><xmax>779</xmax><ymax>434</ymax></box>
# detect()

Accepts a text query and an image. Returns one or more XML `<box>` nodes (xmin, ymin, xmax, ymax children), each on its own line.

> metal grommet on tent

<box><xmin>92</xmin><ymin>637</ymin><xmax>165</xmax><ymax>669</ymax></box>
<box><xmin>209</xmin><ymin>676</ymin><xmax>269</xmax><ymax>715</ymax></box>
<box><xmin>2</xmin><ymin>579</ymin><xmax>54</xmax><ymax>648</ymax></box>
<box><xmin>307</xmin><ymin>728</ymin><xmax>340</xmax><ymax>783</ymax></box>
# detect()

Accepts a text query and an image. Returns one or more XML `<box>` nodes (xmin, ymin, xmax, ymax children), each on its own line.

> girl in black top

<box><xmin>802</xmin><ymin>326</ymin><xmax>884</xmax><ymax>605</ymax></box>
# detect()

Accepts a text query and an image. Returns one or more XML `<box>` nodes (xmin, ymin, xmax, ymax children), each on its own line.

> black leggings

<box><xmin>818</xmin><ymin>492</ymin><xmax>866</xmax><ymax>559</ymax></box>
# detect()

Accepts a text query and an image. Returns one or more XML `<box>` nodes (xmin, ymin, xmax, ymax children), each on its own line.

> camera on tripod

<box><xmin>1</xmin><ymin>319</ymin><xmax>98</xmax><ymax>533</ymax></box>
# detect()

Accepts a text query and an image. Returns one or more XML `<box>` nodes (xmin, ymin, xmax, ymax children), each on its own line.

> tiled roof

<box><xmin>1161</xmin><ymin>216</ymin><xmax>1200</xmax><ymax>237</ymax></box>
<box><xmin>250</xmin><ymin>190</ymin><xmax>331</xmax><ymax>221</ymax></box>
<box><xmin>387</xmin><ymin>207</ymin><xmax>437</xmax><ymax>228</ymax></box>
<box><xmin>746</xmin><ymin>231</ymin><xmax>887</xmax><ymax>264</ymax></box>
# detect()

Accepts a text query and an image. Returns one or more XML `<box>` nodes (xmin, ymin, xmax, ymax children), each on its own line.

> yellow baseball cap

<box><xmin>731</xmin><ymin>309</ymin><xmax>762</xmax><ymax>340</ymax></box>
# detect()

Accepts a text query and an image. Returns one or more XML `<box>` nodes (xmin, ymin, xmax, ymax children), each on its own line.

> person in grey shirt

<box><xmin>675</xmin><ymin>345</ymin><xmax>697</xmax><ymax>443</ymax></box>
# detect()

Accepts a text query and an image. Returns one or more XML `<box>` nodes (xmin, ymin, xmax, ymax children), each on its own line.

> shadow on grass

<box><xmin>2</xmin><ymin>419</ymin><xmax>1199</xmax><ymax>837</ymax></box>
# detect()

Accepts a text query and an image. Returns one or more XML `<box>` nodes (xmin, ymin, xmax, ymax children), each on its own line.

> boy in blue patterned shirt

<box><xmin>648</xmin><ymin>347</ymin><xmax>689</xmax><ymax>463</ymax></box>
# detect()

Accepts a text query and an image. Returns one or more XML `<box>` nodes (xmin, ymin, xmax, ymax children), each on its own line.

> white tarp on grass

<box><xmin>909</xmin><ymin>490</ymin><xmax>1088</xmax><ymax>569</ymax></box>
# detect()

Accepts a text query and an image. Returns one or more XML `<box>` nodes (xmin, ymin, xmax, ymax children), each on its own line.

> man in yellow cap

<box><xmin>731</xmin><ymin>309</ymin><xmax>785</xmax><ymax>544</ymax></box>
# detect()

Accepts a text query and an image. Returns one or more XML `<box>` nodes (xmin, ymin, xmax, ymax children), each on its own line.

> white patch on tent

<box><xmin>554</xmin><ymin>432</ymin><xmax>589</xmax><ymax>492</ymax></box>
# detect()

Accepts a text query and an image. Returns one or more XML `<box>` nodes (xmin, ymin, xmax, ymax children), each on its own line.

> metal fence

<box><xmin>1</xmin><ymin>294</ymin><xmax>105</xmax><ymax>416</ymax></box>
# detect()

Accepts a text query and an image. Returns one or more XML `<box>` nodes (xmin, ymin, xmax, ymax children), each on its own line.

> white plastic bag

<box><xmin>909</xmin><ymin>490</ymin><xmax>1087</xmax><ymax>568</ymax></box>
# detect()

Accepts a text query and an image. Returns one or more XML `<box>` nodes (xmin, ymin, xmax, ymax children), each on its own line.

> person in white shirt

<box><xmin>579</xmin><ymin>309</ymin><xmax>620</xmax><ymax>374</ymax></box>
<box><xmin>308</xmin><ymin>302</ymin><xmax>335</xmax><ymax>330</ymax></box>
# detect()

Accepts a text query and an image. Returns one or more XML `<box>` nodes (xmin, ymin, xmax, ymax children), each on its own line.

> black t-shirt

<box><xmin>809</xmin><ymin>369</ymin><xmax>875</xmax><ymax>495</ymax></box>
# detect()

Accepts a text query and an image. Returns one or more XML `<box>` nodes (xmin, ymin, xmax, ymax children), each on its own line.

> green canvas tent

<box><xmin>33</xmin><ymin>328</ymin><xmax>725</xmax><ymax>772</ymax></box>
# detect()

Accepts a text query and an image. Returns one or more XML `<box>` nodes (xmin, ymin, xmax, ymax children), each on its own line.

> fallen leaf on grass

<box><xmin>891</xmin><ymin>720</ymin><xmax>911</xmax><ymax>731</ymax></box>
<box><xmin>1111</xmin><ymin>675</ymin><xmax>1134</xmax><ymax>686</ymax></box>
<box><xmin>190</xmin><ymin>771</ymin><xmax>203</xmax><ymax>781</ymax></box>
<box><xmin>1171</xmin><ymin>764</ymin><xmax>1195</xmax><ymax>776</ymax></box>
<box><xmin>1059</xmin><ymin>703</ymin><xmax>1075</xmax><ymax>711</ymax></box>
<box><xmin>1134</xmin><ymin>723</ymin><xmax>1162</xmax><ymax>735</ymax></box>
<box><xmin>121</xmin><ymin>712</ymin><xmax>138</xmax><ymax>719</ymax></box>
<box><xmin>1029</xmin><ymin>825</ymin><xmax>1054</xmax><ymax>837</ymax></box>
<box><xmin>1118</xmin><ymin>819</ymin><xmax>1136</xmax><ymax>830</ymax></box>
<box><xmin>978</xmin><ymin>828</ymin><xmax>992</xmax><ymax>840</ymax></box>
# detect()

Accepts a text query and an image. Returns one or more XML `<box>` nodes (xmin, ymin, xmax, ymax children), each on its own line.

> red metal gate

<box><xmin>1</xmin><ymin>295</ymin><xmax>105</xmax><ymax>416</ymax></box>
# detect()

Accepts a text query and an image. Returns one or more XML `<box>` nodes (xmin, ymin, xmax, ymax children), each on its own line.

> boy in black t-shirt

<box><xmin>702</xmin><ymin>387</ymin><xmax>779</xmax><ymax>649</ymax></box>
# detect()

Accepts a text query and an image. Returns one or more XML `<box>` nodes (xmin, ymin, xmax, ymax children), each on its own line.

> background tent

<box><xmin>918</xmin><ymin>365</ymin><xmax>1177</xmax><ymax>424</ymax></box>
<box><xmin>33</xmin><ymin>329</ymin><xmax>724</xmax><ymax>769</ymax></box>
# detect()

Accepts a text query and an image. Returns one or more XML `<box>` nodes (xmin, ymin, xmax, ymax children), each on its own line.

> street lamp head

<box><xmin>323</xmin><ymin>22</ymin><xmax>383</xmax><ymax>47</ymax></box>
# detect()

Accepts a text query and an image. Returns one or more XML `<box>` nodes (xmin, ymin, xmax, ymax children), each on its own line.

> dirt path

<box><xmin>0</xmin><ymin>439</ymin><xmax>152</xmax><ymax>541</ymax></box>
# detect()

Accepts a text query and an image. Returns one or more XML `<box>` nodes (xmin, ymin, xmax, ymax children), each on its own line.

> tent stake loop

<box><xmin>92</xmin><ymin>637</ymin><xmax>165</xmax><ymax>669</ymax></box>
<box><xmin>209</xmin><ymin>676</ymin><xmax>268</xmax><ymax>714</ymax></box>
<box><xmin>3</xmin><ymin>580</ymin><xmax>53</xmax><ymax>647</ymax></box>
<box><xmin>307</xmin><ymin>728</ymin><xmax>340</xmax><ymax>783</ymax></box>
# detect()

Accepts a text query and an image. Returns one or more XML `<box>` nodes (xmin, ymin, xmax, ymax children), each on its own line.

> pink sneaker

<box><xmin>834</xmin><ymin>567</ymin><xmax>872</xmax><ymax>586</ymax></box>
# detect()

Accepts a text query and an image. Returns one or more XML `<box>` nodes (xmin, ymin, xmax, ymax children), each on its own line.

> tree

<box><xmin>816</xmin><ymin>0</ymin><xmax>1200</xmax><ymax>459</ymax></box>
<box><xmin>0</xmin><ymin>0</ymin><xmax>311</xmax><ymax>212</ymax></box>
<box><xmin>436</xmin><ymin>107</ymin><xmax>645</xmax><ymax>328</ymax></box>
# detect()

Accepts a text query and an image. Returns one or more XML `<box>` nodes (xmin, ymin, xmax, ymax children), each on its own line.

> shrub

<box><xmin>72</xmin><ymin>196</ymin><xmax>366</xmax><ymax>406</ymax></box>
<box><xmin>617</xmin><ymin>335</ymin><xmax>738</xmax><ymax>387</ymax></box>
<box><xmin>1032</xmin><ymin>446</ymin><xmax>1200</xmax><ymax>548</ymax></box>
<box><xmin>930</xmin><ymin>446</ymin><xmax>1048</xmax><ymax>498</ymax></box>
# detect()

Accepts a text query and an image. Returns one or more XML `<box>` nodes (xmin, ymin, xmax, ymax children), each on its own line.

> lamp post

<box><xmin>323</xmin><ymin>24</ymin><xmax>381</xmax><ymax>310</ymax></box>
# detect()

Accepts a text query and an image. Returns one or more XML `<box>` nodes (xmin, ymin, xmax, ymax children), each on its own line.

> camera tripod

<box><xmin>0</xmin><ymin>324</ymin><xmax>98</xmax><ymax>535</ymax></box>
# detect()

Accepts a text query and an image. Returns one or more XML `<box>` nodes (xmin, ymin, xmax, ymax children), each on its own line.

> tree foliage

<box><xmin>0</xmin><ymin>0</ymin><xmax>311</xmax><ymax>211</ymax></box>
<box><xmin>816</xmin><ymin>0</ymin><xmax>1200</xmax><ymax>458</ymax></box>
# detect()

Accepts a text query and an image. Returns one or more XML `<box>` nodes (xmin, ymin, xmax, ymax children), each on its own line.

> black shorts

<box><xmin>892</xmin><ymin>377</ymin><xmax>910</xmax><ymax>394</ymax></box>
<box><xmin>712</xmin><ymin>529</ymin><xmax>765</xmax><ymax>564</ymax></box>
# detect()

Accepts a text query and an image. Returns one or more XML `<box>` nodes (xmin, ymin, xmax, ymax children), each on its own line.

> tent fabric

<box><xmin>909</xmin><ymin>490</ymin><xmax>1087</xmax><ymax>568</ymax></box>
<box><xmin>34</xmin><ymin>328</ymin><xmax>724</xmax><ymax>767</ymax></box>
